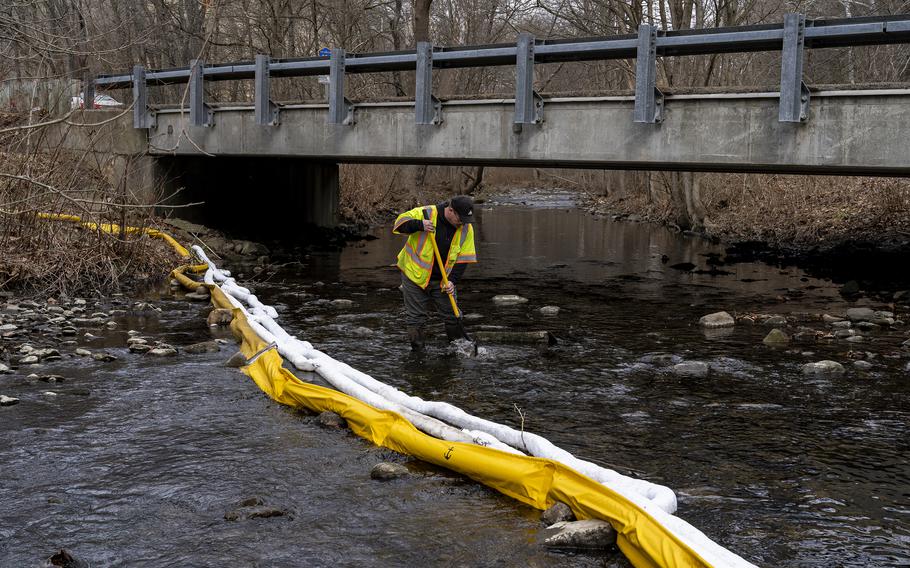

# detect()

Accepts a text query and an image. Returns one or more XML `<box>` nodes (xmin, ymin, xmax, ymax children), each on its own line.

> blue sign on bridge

<box><xmin>319</xmin><ymin>47</ymin><xmax>331</xmax><ymax>58</ymax></box>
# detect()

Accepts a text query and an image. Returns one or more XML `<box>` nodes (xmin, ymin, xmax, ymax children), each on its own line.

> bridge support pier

<box><xmin>157</xmin><ymin>156</ymin><xmax>339</xmax><ymax>237</ymax></box>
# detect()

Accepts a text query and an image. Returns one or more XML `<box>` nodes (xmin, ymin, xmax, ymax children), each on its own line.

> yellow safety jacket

<box><xmin>393</xmin><ymin>205</ymin><xmax>477</xmax><ymax>289</ymax></box>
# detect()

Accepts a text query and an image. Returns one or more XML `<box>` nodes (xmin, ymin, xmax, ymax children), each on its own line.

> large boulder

<box><xmin>370</xmin><ymin>462</ymin><xmax>410</xmax><ymax>480</ymax></box>
<box><xmin>207</xmin><ymin>308</ymin><xmax>233</xmax><ymax>327</ymax></box>
<box><xmin>698</xmin><ymin>311</ymin><xmax>734</xmax><ymax>328</ymax></box>
<box><xmin>183</xmin><ymin>341</ymin><xmax>221</xmax><ymax>354</ymax></box>
<box><xmin>543</xmin><ymin>519</ymin><xmax>617</xmax><ymax>549</ymax></box>
<box><xmin>845</xmin><ymin>307</ymin><xmax>875</xmax><ymax>322</ymax></box>
<box><xmin>671</xmin><ymin>361</ymin><xmax>710</xmax><ymax>378</ymax></box>
<box><xmin>541</xmin><ymin>502</ymin><xmax>575</xmax><ymax>525</ymax></box>
<box><xmin>0</xmin><ymin>395</ymin><xmax>20</xmax><ymax>406</ymax></box>
<box><xmin>801</xmin><ymin>360</ymin><xmax>845</xmax><ymax>376</ymax></box>
<box><xmin>492</xmin><ymin>295</ymin><xmax>528</xmax><ymax>305</ymax></box>
<box><xmin>763</xmin><ymin>328</ymin><xmax>790</xmax><ymax>345</ymax></box>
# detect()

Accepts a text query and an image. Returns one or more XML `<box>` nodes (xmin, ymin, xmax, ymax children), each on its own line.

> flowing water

<box><xmin>1</xmin><ymin>191</ymin><xmax>908</xmax><ymax>567</ymax></box>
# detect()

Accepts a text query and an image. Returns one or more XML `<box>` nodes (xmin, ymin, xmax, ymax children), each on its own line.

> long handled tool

<box><xmin>428</xmin><ymin>231</ymin><xmax>474</xmax><ymax>345</ymax></box>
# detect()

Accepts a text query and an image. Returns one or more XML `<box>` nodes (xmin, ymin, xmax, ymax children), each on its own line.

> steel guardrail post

<box><xmin>329</xmin><ymin>48</ymin><xmax>355</xmax><ymax>125</ymax></box>
<box><xmin>189</xmin><ymin>59</ymin><xmax>214</xmax><ymax>127</ymax></box>
<box><xmin>634</xmin><ymin>24</ymin><xmax>663</xmax><ymax>123</ymax></box>
<box><xmin>415</xmin><ymin>42</ymin><xmax>442</xmax><ymax>125</ymax></box>
<box><xmin>132</xmin><ymin>65</ymin><xmax>155</xmax><ymax>129</ymax></box>
<box><xmin>514</xmin><ymin>33</ymin><xmax>542</xmax><ymax>126</ymax></box>
<box><xmin>255</xmin><ymin>54</ymin><xmax>280</xmax><ymax>126</ymax></box>
<box><xmin>779</xmin><ymin>13</ymin><xmax>810</xmax><ymax>122</ymax></box>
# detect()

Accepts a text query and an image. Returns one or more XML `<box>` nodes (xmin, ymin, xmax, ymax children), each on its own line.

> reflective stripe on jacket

<box><xmin>392</xmin><ymin>205</ymin><xmax>477</xmax><ymax>289</ymax></box>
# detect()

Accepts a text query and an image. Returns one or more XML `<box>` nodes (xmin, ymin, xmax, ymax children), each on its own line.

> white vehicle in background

<box><xmin>70</xmin><ymin>93</ymin><xmax>123</xmax><ymax>109</ymax></box>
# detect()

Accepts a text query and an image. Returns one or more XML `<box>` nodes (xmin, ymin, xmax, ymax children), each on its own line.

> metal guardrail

<box><xmin>85</xmin><ymin>13</ymin><xmax>910</xmax><ymax>129</ymax></box>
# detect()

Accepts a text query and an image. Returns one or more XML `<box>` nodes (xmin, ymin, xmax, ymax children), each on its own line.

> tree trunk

<box><xmin>667</xmin><ymin>171</ymin><xmax>706</xmax><ymax>231</ymax></box>
<box><xmin>413</xmin><ymin>0</ymin><xmax>432</xmax><ymax>45</ymax></box>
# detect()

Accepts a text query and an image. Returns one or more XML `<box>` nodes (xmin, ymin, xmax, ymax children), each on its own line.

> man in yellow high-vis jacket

<box><xmin>392</xmin><ymin>195</ymin><xmax>477</xmax><ymax>350</ymax></box>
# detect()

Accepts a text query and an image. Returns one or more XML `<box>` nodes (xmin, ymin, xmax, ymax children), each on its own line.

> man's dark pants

<box><xmin>400</xmin><ymin>273</ymin><xmax>461</xmax><ymax>347</ymax></box>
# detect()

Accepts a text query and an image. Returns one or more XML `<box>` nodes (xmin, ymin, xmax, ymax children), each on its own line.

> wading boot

<box><xmin>444</xmin><ymin>323</ymin><xmax>464</xmax><ymax>342</ymax></box>
<box><xmin>407</xmin><ymin>327</ymin><xmax>425</xmax><ymax>351</ymax></box>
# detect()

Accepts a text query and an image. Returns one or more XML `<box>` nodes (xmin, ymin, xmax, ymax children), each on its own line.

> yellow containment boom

<box><xmin>39</xmin><ymin>212</ymin><xmax>755</xmax><ymax>568</ymax></box>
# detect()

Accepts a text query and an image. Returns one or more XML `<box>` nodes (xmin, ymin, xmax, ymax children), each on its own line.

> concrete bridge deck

<box><xmin>148</xmin><ymin>89</ymin><xmax>910</xmax><ymax>176</ymax></box>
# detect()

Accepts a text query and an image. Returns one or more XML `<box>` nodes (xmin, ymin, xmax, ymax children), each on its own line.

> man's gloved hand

<box><xmin>422</xmin><ymin>220</ymin><xmax>435</xmax><ymax>232</ymax></box>
<box><xmin>442</xmin><ymin>281</ymin><xmax>455</xmax><ymax>295</ymax></box>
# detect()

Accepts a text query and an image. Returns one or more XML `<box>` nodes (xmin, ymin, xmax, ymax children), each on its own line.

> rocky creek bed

<box><xmin>2</xmin><ymin>194</ymin><xmax>909</xmax><ymax>566</ymax></box>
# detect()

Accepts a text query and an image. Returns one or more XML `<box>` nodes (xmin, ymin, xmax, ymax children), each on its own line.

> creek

<box><xmin>1</xmin><ymin>190</ymin><xmax>907</xmax><ymax>567</ymax></box>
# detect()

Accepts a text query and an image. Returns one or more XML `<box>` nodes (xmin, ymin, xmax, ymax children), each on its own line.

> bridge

<box><xmin>75</xmin><ymin>14</ymin><xmax>910</xmax><ymax>229</ymax></box>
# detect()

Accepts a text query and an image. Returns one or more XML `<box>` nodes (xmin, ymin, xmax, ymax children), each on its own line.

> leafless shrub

<box><xmin>0</xmin><ymin>110</ymin><xmax>182</xmax><ymax>297</ymax></box>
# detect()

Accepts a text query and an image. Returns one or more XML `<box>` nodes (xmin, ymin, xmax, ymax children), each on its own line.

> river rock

<box><xmin>92</xmin><ymin>352</ymin><xmax>118</xmax><ymax>362</ymax></box>
<box><xmin>463</xmin><ymin>313</ymin><xmax>483</xmax><ymax>321</ymax></box>
<box><xmin>541</xmin><ymin>502</ymin><xmax>575</xmax><ymax>525</ymax></box>
<box><xmin>492</xmin><ymin>295</ymin><xmax>528</xmax><ymax>305</ymax></box>
<box><xmin>0</xmin><ymin>323</ymin><xmax>17</xmax><ymax>332</ymax></box>
<box><xmin>834</xmin><ymin>329</ymin><xmax>856</xmax><ymax>338</ymax></box>
<box><xmin>0</xmin><ymin>364</ymin><xmax>9</xmax><ymax>374</ymax></box>
<box><xmin>871</xmin><ymin>313</ymin><xmax>895</xmax><ymax>326</ymax></box>
<box><xmin>235</xmin><ymin>240</ymin><xmax>269</xmax><ymax>256</ymax></box>
<box><xmin>543</xmin><ymin>519</ymin><xmax>617</xmax><ymax>549</ymax></box>
<box><xmin>350</xmin><ymin>326</ymin><xmax>374</xmax><ymax>337</ymax></box>
<box><xmin>841</xmin><ymin>280</ymin><xmax>861</xmax><ymax>295</ymax></box>
<box><xmin>822</xmin><ymin>314</ymin><xmax>844</xmax><ymax>323</ymax></box>
<box><xmin>207</xmin><ymin>308</ymin><xmax>233</xmax><ymax>326</ymax></box>
<box><xmin>19</xmin><ymin>355</ymin><xmax>39</xmax><ymax>364</ymax></box>
<box><xmin>236</xmin><ymin>496</ymin><xmax>263</xmax><ymax>508</ymax></box>
<box><xmin>32</xmin><ymin>348</ymin><xmax>60</xmax><ymax>360</ymax></box>
<box><xmin>0</xmin><ymin>395</ymin><xmax>19</xmax><ymax>406</ymax></box>
<box><xmin>184</xmin><ymin>291</ymin><xmax>210</xmax><ymax>301</ymax></box>
<box><xmin>42</xmin><ymin>391</ymin><xmax>58</xmax><ymax>396</ymax></box>
<box><xmin>639</xmin><ymin>353</ymin><xmax>682</xmax><ymax>366</ymax></box>
<box><xmin>46</xmin><ymin>548</ymin><xmax>89</xmax><ymax>568</ymax></box>
<box><xmin>698</xmin><ymin>311</ymin><xmax>734</xmax><ymax>328</ymax></box>
<box><xmin>844</xmin><ymin>335</ymin><xmax>865</xmax><ymax>343</ymax></box>
<box><xmin>802</xmin><ymin>360</ymin><xmax>845</xmax><ymax>375</ymax></box>
<box><xmin>763</xmin><ymin>328</ymin><xmax>790</xmax><ymax>345</ymax></box>
<box><xmin>539</xmin><ymin>306</ymin><xmax>560</xmax><ymax>316</ymax></box>
<box><xmin>225</xmin><ymin>351</ymin><xmax>247</xmax><ymax>367</ymax></box>
<box><xmin>245</xmin><ymin>506</ymin><xmax>289</xmax><ymax>519</ymax></box>
<box><xmin>39</xmin><ymin>375</ymin><xmax>64</xmax><ymax>383</ymax></box>
<box><xmin>671</xmin><ymin>361</ymin><xmax>710</xmax><ymax>378</ymax></box>
<box><xmin>852</xmin><ymin>360</ymin><xmax>874</xmax><ymax>371</ymax></box>
<box><xmin>370</xmin><ymin>462</ymin><xmax>410</xmax><ymax>480</ymax></box>
<box><xmin>846</xmin><ymin>307</ymin><xmax>875</xmax><ymax>322</ymax></box>
<box><xmin>317</xmin><ymin>411</ymin><xmax>347</xmax><ymax>429</ymax></box>
<box><xmin>856</xmin><ymin>322</ymin><xmax>880</xmax><ymax>331</ymax></box>
<box><xmin>331</xmin><ymin>299</ymin><xmax>354</xmax><ymax>308</ymax></box>
<box><xmin>129</xmin><ymin>343</ymin><xmax>152</xmax><ymax>354</ymax></box>
<box><xmin>184</xmin><ymin>341</ymin><xmax>220</xmax><ymax>354</ymax></box>
<box><xmin>148</xmin><ymin>346</ymin><xmax>178</xmax><ymax>357</ymax></box>
<box><xmin>831</xmin><ymin>321</ymin><xmax>852</xmax><ymax>329</ymax></box>
<box><xmin>127</xmin><ymin>337</ymin><xmax>147</xmax><ymax>346</ymax></box>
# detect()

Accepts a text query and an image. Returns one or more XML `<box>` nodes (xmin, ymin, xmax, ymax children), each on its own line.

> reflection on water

<box><xmin>1</xmin><ymin>191</ymin><xmax>907</xmax><ymax>567</ymax></box>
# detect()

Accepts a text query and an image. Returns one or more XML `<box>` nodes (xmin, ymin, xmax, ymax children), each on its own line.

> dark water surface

<box><xmin>2</xmin><ymin>191</ymin><xmax>908</xmax><ymax>567</ymax></box>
